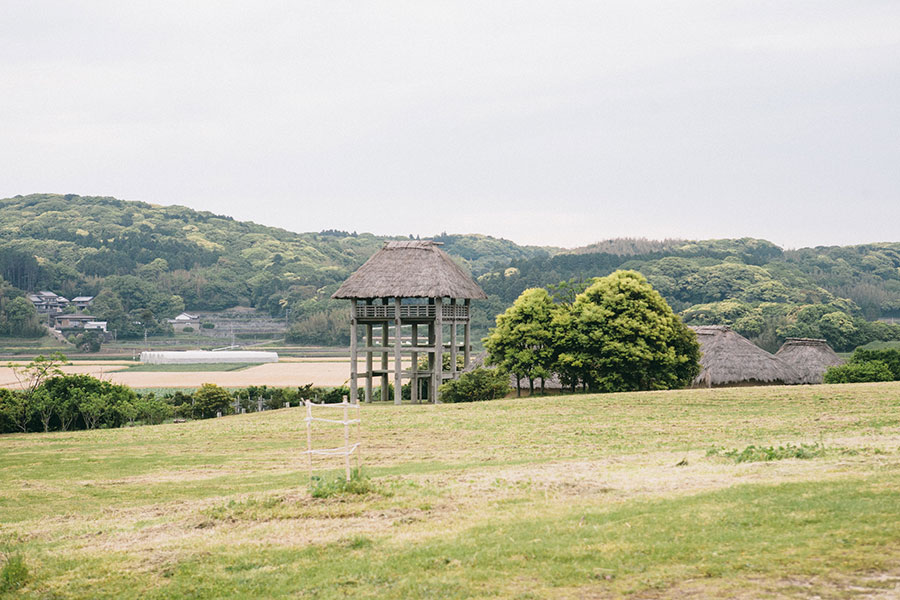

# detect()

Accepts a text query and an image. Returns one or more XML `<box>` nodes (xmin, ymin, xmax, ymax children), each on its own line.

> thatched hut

<box><xmin>690</xmin><ymin>325</ymin><xmax>800</xmax><ymax>387</ymax></box>
<box><xmin>333</xmin><ymin>241</ymin><xmax>487</xmax><ymax>404</ymax></box>
<box><xmin>775</xmin><ymin>338</ymin><xmax>844</xmax><ymax>384</ymax></box>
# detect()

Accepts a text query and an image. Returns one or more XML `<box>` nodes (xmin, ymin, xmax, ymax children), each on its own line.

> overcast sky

<box><xmin>2</xmin><ymin>2</ymin><xmax>898</xmax><ymax>249</ymax></box>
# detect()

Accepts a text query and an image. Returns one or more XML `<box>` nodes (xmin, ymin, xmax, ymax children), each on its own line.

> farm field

<box><xmin>2</xmin><ymin>383</ymin><xmax>900</xmax><ymax>598</ymax></box>
<box><xmin>0</xmin><ymin>358</ymin><xmax>360</xmax><ymax>390</ymax></box>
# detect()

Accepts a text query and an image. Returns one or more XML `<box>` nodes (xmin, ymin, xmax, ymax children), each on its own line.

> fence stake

<box><xmin>305</xmin><ymin>399</ymin><xmax>313</xmax><ymax>482</ymax></box>
<box><xmin>343</xmin><ymin>395</ymin><xmax>351</xmax><ymax>481</ymax></box>
<box><xmin>355</xmin><ymin>395</ymin><xmax>361</xmax><ymax>471</ymax></box>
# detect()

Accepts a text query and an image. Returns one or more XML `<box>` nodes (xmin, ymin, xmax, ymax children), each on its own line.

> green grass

<box><xmin>858</xmin><ymin>340</ymin><xmax>900</xmax><ymax>351</ymax></box>
<box><xmin>708</xmin><ymin>442</ymin><xmax>828</xmax><ymax>462</ymax></box>
<box><xmin>2</xmin><ymin>382</ymin><xmax>900</xmax><ymax>598</ymax></box>
<box><xmin>121</xmin><ymin>362</ymin><xmax>256</xmax><ymax>372</ymax></box>
<box><xmin>0</xmin><ymin>335</ymin><xmax>70</xmax><ymax>356</ymax></box>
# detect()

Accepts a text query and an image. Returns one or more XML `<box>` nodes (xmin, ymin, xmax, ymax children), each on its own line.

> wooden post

<box><xmin>393</xmin><ymin>298</ymin><xmax>402</xmax><ymax>405</ymax></box>
<box><xmin>342</xmin><ymin>396</ymin><xmax>351</xmax><ymax>481</ymax></box>
<box><xmin>450</xmin><ymin>298</ymin><xmax>457</xmax><ymax>378</ymax></box>
<box><xmin>365</xmin><ymin>322</ymin><xmax>373</xmax><ymax>403</ymax></box>
<box><xmin>305</xmin><ymin>400</ymin><xmax>313</xmax><ymax>481</ymax></box>
<box><xmin>381</xmin><ymin>299</ymin><xmax>389</xmax><ymax>403</ymax></box>
<box><xmin>355</xmin><ymin>395</ymin><xmax>361</xmax><ymax>470</ymax></box>
<box><xmin>433</xmin><ymin>297</ymin><xmax>443</xmax><ymax>403</ymax></box>
<box><xmin>349</xmin><ymin>305</ymin><xmax>358</xmax><ymax>405</ymax></box>
<box><xmin>411</xmin><ymin>323</ymin><xmax>418</xmax><ymax>403</ymax></box>
<box><xmin>464</xmin><ymin>299</ymin><xmax>471</xmax><ymax>370</ymax></box>
<box><xmin>427</xmin><ymin>318</ymin><xmax>435</xmax><ymax>402</ymax></box>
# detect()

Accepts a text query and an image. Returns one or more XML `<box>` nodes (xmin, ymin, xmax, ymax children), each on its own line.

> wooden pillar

<box><xmin>449</xmin><ymin>298</ymin><xmax>458</xmax><ymax>378</ymax></box>
<box><xmin>464</xmin><ymin>299</ymin><xmax>471</xmax><ymax>369</ymax></box>
<box><xmin>427</xmin><ymin>299</ymin><xmax>435</xmax><ymax>402</ymax></box>
<box><xmin>411</xmin><ymin>323</ymin><xmax>419</xmax><ymax>403</ymax></box>
<box><xmin>349</xmin><ymin>303</ymin><xmax>358</xmax><ymax>404</ymax></box>
<box><xmin>433</xmin><ymin>297</ymin><xmax>443</xmax><ymax>403</ymax></box>
<box><xmin>365</xmin><ymin>321</ymin><xmax>373</xmax><ymax>403</ymax></box>
<box><xmin>381</xmin><ymin>299</ymin><xmax>389</xmax><ymax>403</ymax></box>
<box><xmin>393</xmin><ymin>298</ymin><xmax>402</xmax><ymax>405</ymax></box>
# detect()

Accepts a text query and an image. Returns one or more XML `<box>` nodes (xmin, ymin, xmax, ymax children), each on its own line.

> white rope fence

<box><xmin>304</xmin><ymin>396</ymin><xmax>361</xmax><ymax>482</ymax></box>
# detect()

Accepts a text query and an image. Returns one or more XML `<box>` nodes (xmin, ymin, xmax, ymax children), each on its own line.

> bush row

<box><xmin>824</xmin><ymin>348</ymin><xmax>900</xmax><ymax>384</ymax></box>
<box><xmin>0</xmin><ymin>365</ymin><xmax>362</xmax><ymax>434</ymax></box>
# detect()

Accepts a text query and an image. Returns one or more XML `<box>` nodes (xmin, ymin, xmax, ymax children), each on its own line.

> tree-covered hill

<box><xmin>478</xmin><ymin>238</ymin><xmax>900</xmax><ymax>351</ymax></box>
<box><xmin>0</xmin><ymin>194</ymin><xmax>552</xmax><ymax>340</ymax></box>
<box><xmin>3</xmin><ymin>193</ymin><xmax>899</xmax><ymax>352</ymax></box>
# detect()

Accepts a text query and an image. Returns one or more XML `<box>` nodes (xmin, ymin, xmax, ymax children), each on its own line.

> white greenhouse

<box><xmin>139</xmin><ymin>350</ymin><xmax>279</xmax><ymax>365</ymax></box>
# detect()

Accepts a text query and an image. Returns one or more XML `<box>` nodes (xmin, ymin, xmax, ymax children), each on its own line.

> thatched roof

<box><xmin>332</xmin><ymin>241</ymin><xmax>487</xmax><ymax>300</ymax></box>
<box><xmin>690</xmin><ymin>325</ymin><xmax>800</xmax><ymax>387</ymax></box>
<box><xmin>775</xmin><ymin>338</ymin><xmax>844</xmax><ymax>384</ymax></box>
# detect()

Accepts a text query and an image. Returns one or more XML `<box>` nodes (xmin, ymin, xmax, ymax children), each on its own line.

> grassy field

<box><xmin>2</xmin><ymin>383</ymin><xmax>900</xmax><ymax>598</ymax></box>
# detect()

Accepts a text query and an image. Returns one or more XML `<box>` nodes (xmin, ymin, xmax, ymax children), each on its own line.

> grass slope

<box><xmin>2</xmin><ymin>383</ymin><xmax>900</xmax><ymax>598</ymax></box>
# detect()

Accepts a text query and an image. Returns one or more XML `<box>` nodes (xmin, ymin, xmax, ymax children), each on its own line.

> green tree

<box><xmin>484</xmin><ymin>288</ymin><xmax>557</xmax><ymax>396</ymax></box>
<box><xmin>77</xmin><ymin>391</ymin><xmax>106</xmax><ymax>430</ymax></box>
<box><xmin>1</xmin><ymin>391</ymin><xmax>33</xmax><ymax>433</ymax></box>
<box><xmin>1</xmin><ymin>296</ymin><xmax>45</xmax><ymax>337</ymax></box>
<box><xmin>555</xmin><ymin>271</ymin><xmax>700</xmax><ymax>392</ymax></box>
<box><xmin>193</xmin><ymin>383</ymin><xmax>232</xmax><ymax>418</ymax></box>
<box><xmin>6</xmin><ymin>353</ymin><xmax>66</xmax><ymax>431</ymax></box>
<box><xmin>818</xmin><ymin>311</ymin><xmax>858</xmax><ymax>351</ymax></box>
<box><xmin>439</xmin><ymin>368</ymin><xmax>510</xmax><ymax>403</ymax></box>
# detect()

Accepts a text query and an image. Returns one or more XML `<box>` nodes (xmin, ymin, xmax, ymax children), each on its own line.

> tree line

<box><xmin>0</xmin><ymin>354</ymin><xmax>361</xmax><ymax>435</ymax></box>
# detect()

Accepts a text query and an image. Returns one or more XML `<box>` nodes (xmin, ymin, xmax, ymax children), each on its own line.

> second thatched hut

<box><xmin>690</xmin><ymin>325</ymin><xmax>800</xmax><ymax>387</ymax></box>
<box><xmin>775</xmin><ymin>337</ymin><xmax>844</xmax><ymax>384</ymax></box>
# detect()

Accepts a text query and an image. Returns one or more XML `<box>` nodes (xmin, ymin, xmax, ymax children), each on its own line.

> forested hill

<box><xmin>0</xmin><ymin>194</ymin><xmax>552</xmax><ymax>339</ymax></box>
<box><xmin>478</xmin><ymin>238</ymin><xmax>900</xmax><ymax>351</ymax></box>
<box><xmin>2</xmin><ymin>193</ymin><xmax>900</xmax><ymax>352</ymax></box>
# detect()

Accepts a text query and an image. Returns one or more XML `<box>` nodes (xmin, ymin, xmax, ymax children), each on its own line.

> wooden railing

<box><xmin>354</xmin><ymin>304</ymin><xmax>469</xmax><ymax>320</ymax></box>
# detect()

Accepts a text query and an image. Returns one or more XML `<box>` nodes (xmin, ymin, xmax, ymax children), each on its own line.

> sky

<box><xmin>2</xmin><ymin>1</ymin><xmax>899</xmax><ymax>249</ymax></box>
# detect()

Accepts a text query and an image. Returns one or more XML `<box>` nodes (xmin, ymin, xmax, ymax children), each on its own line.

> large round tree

<box><xmin>555</xmin><ymin>270</ymin><xmax>700</xmax><ymax>392</ymax></box>
<box><xmin>484</xmin><ymin>287</ymin><xmax>556</xmax><ymax>396</ymax></box>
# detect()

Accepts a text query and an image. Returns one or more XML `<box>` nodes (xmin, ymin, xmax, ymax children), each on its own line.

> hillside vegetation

<box><xmin>2</xmin><ymin>383</ymin><xmax>900</xmax><ymax>598</ymax></box>
<box><xmin>0</xmin><ymin>194</ymin><xmax>551</xmax><ymax>341</ymax></box>
<box><xmin>480</xmin><ymin>238</ymin><xmax>900</xmax><ymax>351</ymax></box>
<box><xmin>3</xmin><ymin>194</ymin><xmax>900</xmax><ymax>350</ymax></box>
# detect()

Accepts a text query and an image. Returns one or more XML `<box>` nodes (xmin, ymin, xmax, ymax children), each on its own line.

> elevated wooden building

<box><xmin>332</xmin><ymin>241</ymin><xmax>487</xmax><ymax>403</ymax></box>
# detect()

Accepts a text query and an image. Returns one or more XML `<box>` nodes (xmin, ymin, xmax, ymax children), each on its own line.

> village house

<box><xmin>27</xmin><ymin>291</ymin><xmax>70</xmax><ymax>313</ymax></box>
<box><xmin>71</xmin><ymin>296</ymin><xmax>94</xmax><ymax>311</ymax></box>
<box><xmin>167</xmin><ymin>312</ymin><xmax>200</xmax><ymax>331</ymax></box>
<box><xmin>52</xmin><ymin>314</ymin><xmax>106</xmax><ymax>331</ymax></box>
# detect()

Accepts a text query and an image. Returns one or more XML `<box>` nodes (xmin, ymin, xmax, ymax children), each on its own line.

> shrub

<box><xmin>201</xmin><ymin>322</ymin><xmax>215</xmax><ymax>329</ymax></box>
<box><xmin>0</xmin><ymin>553</ymin><xmax>28</xmax><ymax>593</ymax></box>
<box><xmin>439</xmin><ymin>368</ymin><xmax>510</xmax><ymax>403</ymax></box>
<box><xmin>182</xmin><ymin>326</ymin><xmax>194</xmax><ymax>333</ymax></box>
<box><xmin>309</xmin><ymin>468</ymin><xmax>377</xmax><ymax>498</ymax></box>
<box><xmin>193</xmin><ymin>383</ymin><xmax>232</xmax><ymax>418</ymax></box>
<box><xmin>824</xmin><ymin>360</ymin><xmax>894</xmax><ymax>384</ymax></box>
<box><xmin>136</xmin><ymin>394</ymin><xmax>173</xmax><ymax>424</ymax></box>
<box><xmin>849</xmin><ymin>348</ymin><xmax>900</xmax><ymax>380</ymax></box>
<box><xmin>167</xmin><ymin>391</ymin><xmax>195</xmax><ymax>418</ymax></box>
<box><xmin>708</xmin><ymin>443</ymin><xmax>826</xmax><ymax>463</ymax></box>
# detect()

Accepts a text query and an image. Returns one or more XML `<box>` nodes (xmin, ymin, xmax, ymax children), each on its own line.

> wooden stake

<box><xmin>343</xmin><ymin>396</ymin><xmax>351</xmax><ymax>481</ymax></box>
<box><xmin>355</xmin><ymin>395</ymin><xmax>361</xmax><ymax>470</ymax></box>
<box><xmin>305</xmin><ymin>400</ymin><xmax>312</xmax><ymax>482</ymax></box>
